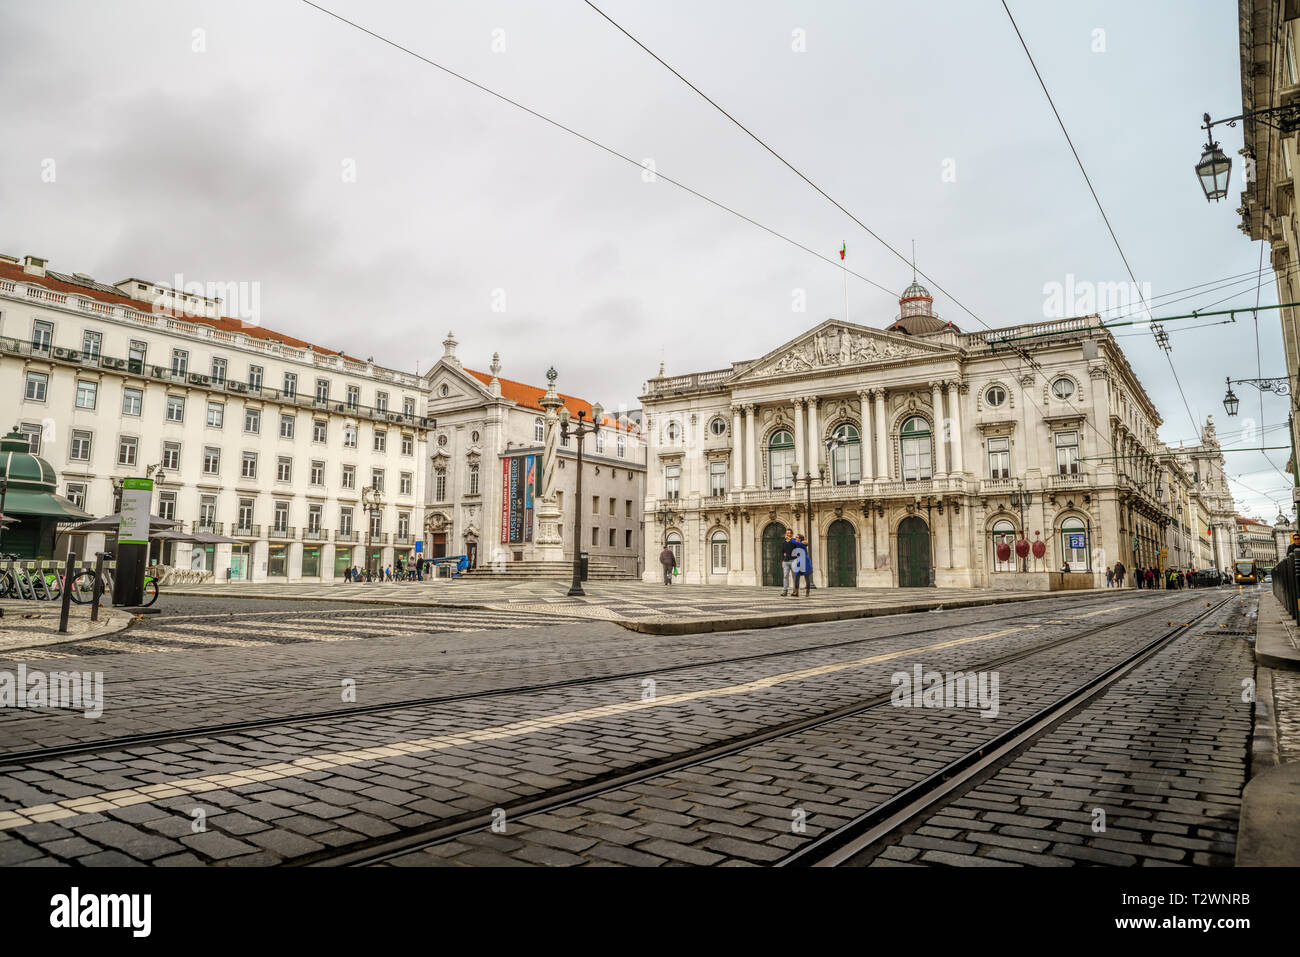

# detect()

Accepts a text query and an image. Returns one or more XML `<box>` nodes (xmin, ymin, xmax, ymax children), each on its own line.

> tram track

<box><xmin>0</xmin><ymin>590</ymin><xmax>1155</xmax><ymax>767</ymax></box>
<box><xmin>778</xmin><ymin>594</ymin><xmax>1237</xmax><ymax>867</ymax></box>
<box><xmin>284</xmin><ymin>592</ymin><xmax>1223</xmax><ymax>867</ymax></box>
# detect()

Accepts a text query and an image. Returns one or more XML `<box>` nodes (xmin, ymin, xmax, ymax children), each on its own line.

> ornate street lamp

<box><xmin>654</xmin><ymin>505</ymin><xmax>677</xmax><ymax>548</ymax></box>
<box><xmin>1197</xmin><ymin>108</ymin><xmax>1300</xmax><ymax>203</ymax></box>
<box><xmin>1196</xmin><ymin>121</ymin><xmax>1232</xmax><ymax>202</ymax></box>
<box><xmin>1010</xmin><ymin>482</ymin><xmax>1033</xmax><ymax>572</ymax></box>
<box><xmin>791</xmin><ymin>463</ymin><xmax>825</xmax><ymax>588</ymax></box>
<box><xmin>1223</xmin><ymin>379</ymin><xmax>1240</xmax><ymax>416</ymax></box>
<box><xmin>560</xmin><ymin>402</ymin><xmax>603</xmax><ymax>597</ymax></box>
<box><xmin>361</xmin><ymin>485</ymin><xmax>384</xmax><ymax>579</ymax></box>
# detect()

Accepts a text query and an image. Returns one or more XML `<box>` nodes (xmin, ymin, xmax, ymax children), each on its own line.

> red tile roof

<box><xmin>0</xmin><ymin>260</ymin><xmax>357</xmax><ymax>361</ymax></box>
<box><xmin>464</xmin><ymin>368</ymin><xmax>638</xmax><ymax>432</ymax></box>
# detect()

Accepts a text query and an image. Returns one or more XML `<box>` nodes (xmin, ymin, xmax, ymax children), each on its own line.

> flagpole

<box><xmin>840</xmin><ymin>241</ymin><xmax>848</xmax><ymax>324</ymax></box>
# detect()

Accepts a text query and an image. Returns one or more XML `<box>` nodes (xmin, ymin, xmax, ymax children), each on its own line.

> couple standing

<box><xmin>781</xmin><ymin>529</ymin><xmax>812</xmax><ymax>596</ymax></box>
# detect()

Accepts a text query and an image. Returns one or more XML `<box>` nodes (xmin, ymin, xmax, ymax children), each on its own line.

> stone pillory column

<box><xmin>534</xmin><ymin>366</ymin><xmax>564</xmax><ymax>562</ymax></box>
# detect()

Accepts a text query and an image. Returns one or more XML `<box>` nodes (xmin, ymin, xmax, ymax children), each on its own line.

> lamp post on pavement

<box><xmin>791</xmin><ymin>464</ymin><xmax>824</xmax><ymax>588</ymax></box>
<box><xmin>560</xmin><ymin>402</ymin><xmax>603</xmax><ymax>597</ymax></box>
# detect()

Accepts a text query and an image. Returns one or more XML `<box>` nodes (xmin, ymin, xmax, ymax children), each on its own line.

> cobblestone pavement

<box><xmin>5</xmin><ymin>602</ymin><xmax>561</xmax><ymax>661</ymax></box>
<box><xmin>0</xmin><ymin>589</ymin><xmax>1245</xmax><ymax>867</ymax></box>
<box><xmin>166</xmin><ymin>579</ymin><xmax>1100</xmax><ymax>624</ymax></box>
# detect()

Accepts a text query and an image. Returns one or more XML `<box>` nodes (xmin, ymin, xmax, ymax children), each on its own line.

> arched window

<box><xmin>991</xmin><ymin>518</ymin><xmax>1016</xmax><ymax>573</ymax></box>
<box><xmin>534</xmin><ymin>417</ymin><xmax>544</xmax><ymax>442</ymax></box>
<box><xmin>1060</xmin><ymin>517</ymin><xmax>1087</xmax><ymax>570</ymax></box>
<box><xmin>830</xmin><ymin>424</ymin><xmax>860</xmax><ymax>486</ymax></box>
<box><xmin>768</xmin><ymin>430</ymin><xmax>795</xmax><ymax>489</ymax></box>
<box><xmin>666</xmin><ymin>421</ymin><xmax>681</xmax><ymax>443</ymax></box>
<box><xmin>666</xmin><ymin>530</ymin><xmax>683</xmax><ymax>570</ymax></box>
<box><xmin>900</xmin><ymin>416</ymin><xmax>933</xmax><ymax>481</ymax></box>
<box><xmin>710</xmin><ymin>530</ymin><xmax>728</xmax><ymax>573</ymax></box>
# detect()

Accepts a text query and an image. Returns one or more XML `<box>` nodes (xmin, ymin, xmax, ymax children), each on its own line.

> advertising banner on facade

<box><xmin>501</xmin><ymin>459</ymin><xmax>511</xmax><ymax>543</ymax></box>
<box><xmin>508</xmin><ymin>456</ymin><xmax>523</xmax><ymax>543</ymax></box>
<box><xmin>524</xmin><ymin>455</ymin><xmax>535</xmax><ymax>543</ymax></box>
<box><xmin>117</xmin><ymin>477</ymin><xmax>153</xmax><ymax>545</ymax></box>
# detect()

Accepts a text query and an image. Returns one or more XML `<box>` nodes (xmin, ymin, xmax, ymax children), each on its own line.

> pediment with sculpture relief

<box><xmin>732</xmin><ymin>320</ymin><xmax>959</xmax><ymax>382</ymax></box>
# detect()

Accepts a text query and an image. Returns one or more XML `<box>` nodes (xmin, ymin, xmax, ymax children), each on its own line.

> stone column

<box><xmin>931</xmin><ymin>382</ymin><xmax>948</xmax><ymax>477</ymax></box>
<box><xmin>792</xmin><ymin>398</ymin><xmax>806</xmax><ymax>482</ymax></box>
<box><xmin>874</xmin><ymin>390</ymin><xmax>889</xmax><ymax>481</ymax></box>
<box><xmin>731</xmin><ymin>405</ymin><xmax>743</xmax><ymax>490</ymax></box>
<box><xmin>948</xmin><ymin>381</ymin><xmax>965</xmax><ymax>474</ymax></box>
<box><xmin>746</xmin><ymin>405</ymin><xmax>759</xmax><ymax>489</ymax></box>
<box><xmin>858</xmin><ymin>391</ymin><xmax>873</xmax><ymax>481</ymax></box>
<box><xmin>806</xmin><ymin>396</ymin><xmax>821</xmax><ymax>480</ymax></box>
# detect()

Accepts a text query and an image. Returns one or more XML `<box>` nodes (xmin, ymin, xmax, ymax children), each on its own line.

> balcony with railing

<box><xmin>268</xmin><ymin>526</ymin><xmax>296</xmax><ymax>540</ymax></box>
<box><xmin>1047</xmin><ymin>471</ymin><xmax>1087</xmax><ymax>490</ymax></box>
<box><xmin>392</xmin><ymin>533</ymin><xmax>413</xmax><ymax>545</ymax></box>
<box><xmin>335</xmin><ymin>530</ymin><xmax>358</xmax><ymax>543</ymax></box>
<box><xmin>303</xmin><ymin>526</ymin><xmax>327</xmax><ymax>541</ymax></box>
<box><xmin>192</xmin><ymin>521</ymin><xmax>224</xmax><ymax>534</ymax></box>
<box><xmin>0</xmin><ymin>331</ymin><xmax>434</xmax><ymax>429</ymax></box>
<box><xmin>233</xmin><ymin>523</ymin><xmax>259</xmax><ymax>537</ymax></box>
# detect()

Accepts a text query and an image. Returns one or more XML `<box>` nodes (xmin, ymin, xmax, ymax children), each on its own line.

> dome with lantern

<box><xmin>886</xmin><ymin>277</ymin><xmax>960</xmax><ymax>336</ymax></box>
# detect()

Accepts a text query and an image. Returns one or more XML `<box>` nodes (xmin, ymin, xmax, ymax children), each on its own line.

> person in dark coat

<box><xmin>659</xmin><ymin>546</ymin><xmax>676</xmax><ymax>585</ymax></box>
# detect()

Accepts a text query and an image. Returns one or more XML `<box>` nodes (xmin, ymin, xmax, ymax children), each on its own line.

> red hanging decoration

<box><xmin>996</xmin><ymin>540</ymin><xmax>1011</xmax><ymax>562</ymax></box>
<box><xmin>1015</xmin><ymin>537</ymin><xmax>1030</xmax><ymax>558</ymax></box>
<box><xmin>1031</xmin><ymin>530</ymin><xmax>1046</xmax><ymax>559</ymax></box>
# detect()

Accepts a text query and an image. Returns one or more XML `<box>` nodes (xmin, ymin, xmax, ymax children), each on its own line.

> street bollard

<box><xmin>91</xmin><ymin>552</ymin><xmax>105</xmax><ymax>623</ymax></box>
<box><xmin>57</xmin><ymin>550</ymin><xmax>75</xmax><ymax>634</ymax></box>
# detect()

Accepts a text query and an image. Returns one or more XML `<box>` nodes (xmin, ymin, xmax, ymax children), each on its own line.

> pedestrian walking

<box><xmin>659</xmin><ymin>545</ymin><xmax>676</xmax><ymax>585</ymax></box>
<box><xmin>780</xmin><ymin>529</ymin><xmax>797</xmax><ymax>596</ymax></box>
<box><xmin>1146</xmin><ymin>567</ymin><xmax>1156</xmax><ymax>589</ymax></box>
<box><xmin>1105</xmin><ymin>567</ymin><xmax>1114</xmax><ymax>588</ymax></box>
<box><xmin>792</xmin><ymin>535</ymin><xmax>811</xmax><ymax>596</ymax></box>
<box><xmin>343</xmin><ymin>566</ymin><xmax>352</xmax><ymax>583</ymax></box>
<box><xmin>1114</xmin><ymin>561</ymin><xmax>1125</xmax><ymax>588</ymax></box>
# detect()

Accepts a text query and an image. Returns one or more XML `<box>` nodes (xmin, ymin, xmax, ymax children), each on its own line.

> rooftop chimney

<box><xmin>23</xmin><ymin>255</ymin><xmax>46</xmax><ymax>278</ymax></box>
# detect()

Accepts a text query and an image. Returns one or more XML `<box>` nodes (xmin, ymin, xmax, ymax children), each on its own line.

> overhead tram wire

<box><xmin>296</xmin><ymin>1</ymin><xmax>900</xmax><ymax>301</ymax></box>
<box><xmin>999</xmin><ymin>0</ymin><xmax>1200</xmax><ymax>439</ymax></box>
<box><xmin>579</xmin><ymin>0</ymin><xmax>1147</xmax><ymax>458</ymax></box>
<box><xmin>1100</xmin><ymin>259</ymin><xmax>1300</xmax><ymax>324</ymax></box>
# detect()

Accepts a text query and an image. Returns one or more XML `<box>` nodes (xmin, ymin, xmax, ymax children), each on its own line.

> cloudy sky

<box><xmin>1</xmin><ymin>0</ymin><xmax>1292</xmax><ymax>518</ymax></box>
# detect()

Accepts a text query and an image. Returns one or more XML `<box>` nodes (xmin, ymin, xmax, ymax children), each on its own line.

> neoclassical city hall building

<box><xmin>641</xmin><ymin>281</ymin><xmax>1193</xmax><ymax>588</ymax></box>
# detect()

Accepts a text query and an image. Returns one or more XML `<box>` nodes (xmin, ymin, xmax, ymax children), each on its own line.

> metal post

<box><xmin>805</xmin><ymin>472</ymin><xmax>816</xmax><ymax>589</ymax></box>
<box><xmin>569</xmin><ymin>421</ymin><xmax>586</xmax><ymax>596</ymax></box>
<box><xmin>57</xmin><ymin>550</ymin><xmax>74</xmax><ymax>634</ymax></box>
<box><xmin>91</xmin><ymin>552</ymin><xmax>104</xmax><ymax>622</ymax></box>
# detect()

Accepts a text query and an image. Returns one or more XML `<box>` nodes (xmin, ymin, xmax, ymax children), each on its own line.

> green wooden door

<box><xmin>826</xmin><ymin>520</ymin><xmax>857</xmax><ymax>587</ymax></box>
<box><xmin>898</xmin><ymin>516</ymin><xmax>931</xmax><ymax>587</ymax></box>
<box><xmin>761</xmin><ymin>522</ymin><xmax>786</xmax><ymax>586</ymax></box>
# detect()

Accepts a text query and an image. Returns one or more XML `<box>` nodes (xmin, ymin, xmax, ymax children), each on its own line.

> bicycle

<box><xmin>69</xmin><ymin>562</ymin><xmax>158</xmax><ymax>607</ymax></box>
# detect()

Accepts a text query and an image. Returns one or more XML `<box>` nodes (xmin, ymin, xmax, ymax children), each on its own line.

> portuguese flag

<box><xmin>839</xmin><ymin>242</ymin><xmax>846</xmax><ymax>260</ymax></box>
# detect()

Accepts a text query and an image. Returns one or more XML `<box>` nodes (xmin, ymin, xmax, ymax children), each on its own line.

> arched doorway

<box><xmin>826</xmin><ymin>519</ymin><xmax>857</xmax><ymax>587</ymax></box>
<box><xmin>761</xmin><ymin>522</ymin><xmax>786</xmax><ymax>586</ymax></box>
<box><xmin>898</xmin><ymin>516</ymin><xmax>931</xmax><ymax>587</ymax></box>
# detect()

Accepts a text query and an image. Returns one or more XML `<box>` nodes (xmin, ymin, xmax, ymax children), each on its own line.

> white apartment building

<box><xmin>0</xmin><ymin>253</ymin><xmax>430</xmax><ymax>580</ymax></box>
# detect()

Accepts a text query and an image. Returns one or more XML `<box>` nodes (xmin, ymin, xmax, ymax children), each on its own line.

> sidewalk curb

<box><xmin>1235</xmin><ymin>761</ymin><xmax>1300</xmax><ymax>866</ymax></box>
<box><xmin>1254</xmin><ymin>595</ymin><xmax>1300</xmax><ymax>672</ymax></box>
<box><xmin>0</xmin><ymin>607</ymin><xmax>135</xmax><ymax>653</ymax></box>
<box><xmin>617</xmin><ymin>588</ymin><xmax>1145</xmax><ymax>635</ymax></box>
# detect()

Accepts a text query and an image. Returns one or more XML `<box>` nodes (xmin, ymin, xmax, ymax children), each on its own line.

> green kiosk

<box><xmin>0</xmin><ymin>427</ymin><xmax>92</xmax><ymax>559</ymax></box>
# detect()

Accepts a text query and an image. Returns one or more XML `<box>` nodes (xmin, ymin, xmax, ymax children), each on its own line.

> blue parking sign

<box><xmin>1068</xmin><ymin>533</ymin><xmax>1086</xmax><ymax>549</ymax></box>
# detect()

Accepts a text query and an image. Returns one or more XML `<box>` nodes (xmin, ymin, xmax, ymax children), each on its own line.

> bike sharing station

<box><xmin>112</xmin><ymin>476</ymin><xmax>158</xmax><ymax>614</ymax></box>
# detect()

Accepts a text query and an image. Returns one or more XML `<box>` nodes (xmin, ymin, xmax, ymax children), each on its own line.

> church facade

<box><xmin>640</xmin><ymin>283</ymin><xmax>1175</xmax><ymax>589</ymax></box>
